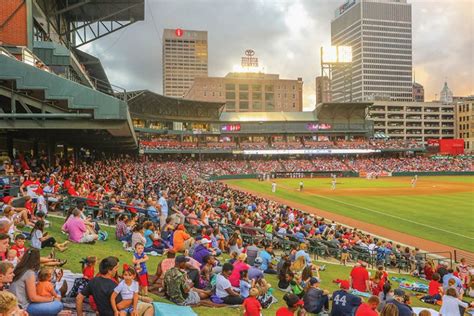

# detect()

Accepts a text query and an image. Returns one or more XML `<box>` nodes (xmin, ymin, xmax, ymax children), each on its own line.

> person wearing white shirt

<box><xmin>439</xmin><ymin>288</ymin><xmax>469</xmax><ymax>316</ymax></box>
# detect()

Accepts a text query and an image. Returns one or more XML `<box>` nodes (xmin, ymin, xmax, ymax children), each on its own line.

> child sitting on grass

<box><xmin>81</xmin><ymin>256</ymin><xmax>97</xmax><ymax>280</ymax></box>
<box><xmin>36</xmin><ymin>267</ymin><xmax>61</xmax><ymax>300</ymax></box>
<box><xmin>111</xmin><ymin>265</ymin><xmax>139</xmax><ymax>316</ymax></box>
<box><xmin>240</xmin><ymin>269</ymin><xmax>253</xmax><ymax>299</ymax></box>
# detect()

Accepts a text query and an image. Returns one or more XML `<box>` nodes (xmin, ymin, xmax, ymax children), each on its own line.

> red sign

<box><xmin>439</xmin><ymin>139</ymin><xmax>464</xmax><ymax>155</ymax></box>
<box><xmin>175</xmin><ymin>28</ymin><xmax>184</xmax><ymax>37</ymax></box>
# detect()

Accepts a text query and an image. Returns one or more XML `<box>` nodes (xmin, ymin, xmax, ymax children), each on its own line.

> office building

<box><xmin>454</xmin><ymin>96</ymin><xmax>474</xmax><ymax>153</ymax></box>
<box><xmin>185</xmin><ymin>72</ymin><xmax>303</xmax><ymax>112</ymax></box>
<box><xmin>162</xmin><ymin>28</ymin><xmax>208</xmax><ymax>97</ymax></box>
<box><xmin>370</xmin><ymin>101</ymin><xmax>454</xmax><ymax>143</ymax></box>
<box><xmin>316</xmin><ymin>76</ymin><xmax>332</xmax><ymax>104</ymax></box>
<box><xmin>331</xmin><ymin>0</ymin><xmax>413</xmax><ymax>102</ymax></box>
<box><xmin>412</xmin><ymin>82</ymin><xmax>424</xmax><ymax>102</ymax></box>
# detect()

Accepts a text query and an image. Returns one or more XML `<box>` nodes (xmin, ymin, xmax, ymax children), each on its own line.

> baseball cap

<box><xmin>175</xmin><ymin>255</ymin><xmax>190</xmax><ymax>264</ymax></box>
<box><xmin>254</xmin><ymin>257</ymin><xmax>263</xmax><ymax>266</ymax></box>
<box><xmin>394</xmin><ymin>288</ymin><xmax>405</xmax><ymax>297</ymax></box>
<box><xmin>201</xmin><ymin>238</ymin><xmax>212</xmax><ymax>244</ymax></box>
<box><xmin>339</xmin><ymin>280</ymin><xmax>350</xmax><ymax>290</ymax></box>
<box><xmin>309</xmin><ymin>277</ymin><xmax>320</xmax><ymax>285</ymax></box>
<box><xmin>284</xmin><ymin>293</ymin><xmax>304</xmax><ymax>308</ymax></box>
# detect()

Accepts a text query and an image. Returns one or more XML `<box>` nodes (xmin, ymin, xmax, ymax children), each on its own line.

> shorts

<box><xmin>137</xmin><ymin>302</ymin><xmax>153</xmax><ymax>315</ymax></box>
<box><xmin>79</xmin><ymin>234</ymin><xmax>95</xmax><ymax>243</ymax></box>
<box><xmin>341</xmin><ymin>253</ymin><xmax>349</xmax><ymax>260</ymax></box>
<box><xmin>179</xmin><ymin>290</ymin><xmax>200</xmax><ymax>306</ymax></box>
<box><xmin>138</xmin><ymin>273</ymin><xmax>149</xmax><ymax>286</ymax></box>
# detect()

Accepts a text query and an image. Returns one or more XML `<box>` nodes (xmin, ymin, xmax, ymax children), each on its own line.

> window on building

<box><xmin>240</xmin><ymin>101</ymin><xmax>249</xmax><ymax>110</ymax></box>
<box><xmin>265</xmin><ymin>101</ymin><xmax>274</xmax><ymax>110</ymax></box>
<box><xmin>252</xmin><ymin>92</ymin><xmax>262</xmax><ymax>100</ymax></box>
<box><xmin>265</xmin><ymin>85</ymin><xmax>274</xmax><ymax>92</ymax></box>
<box><xmin>226</xmin><ymin>101</ymin><xmax>236</xmax><ymax>110</ymax></box>
<box><xmin>239</xmin><ymin>84</ymin><xmax>249</xmax><ymax>91</ymax></box>
<box><xmin>225</xmin><ymin>83</ymin><xmax>235</xmax><ymax>90</ymax></box>
<box><xmin>252</xmin><ymin>84</ymin><xmax>262</xmax><ymax>91</ymax></box>
<box><xmin>265</xmin><ymin>93</ymin><xmax>274</xmax><ymax>101</ymax></box>
<box><xmin>253</xmin><ymin>101</ymin><xmax>262</xmax><ymax>110</ymax></box>
<box><xmin>226</xmin><ymin>92</ymin><xmax>236</xmax><ymax>99</ymax></box>
<box><xmin>239</xmin><ymin>92</ymin><xmax>249</xmax><ymax>100</ymax></box>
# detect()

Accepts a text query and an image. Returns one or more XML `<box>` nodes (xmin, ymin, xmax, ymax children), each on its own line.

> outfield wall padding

<box><xmin>392</xmin><ymin>171</ymin><xmax>474</xmax><ymax>176</ymax></box>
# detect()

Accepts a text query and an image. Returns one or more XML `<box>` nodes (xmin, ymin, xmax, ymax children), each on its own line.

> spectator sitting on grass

<box><xmin>62</xmin><ymin>208</ymin><xmax>98</xmax><ymax>244</ymax></box>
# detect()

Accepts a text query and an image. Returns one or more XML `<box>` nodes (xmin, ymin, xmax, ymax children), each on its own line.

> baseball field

<box><xmin>225</xmin><ymin>176</ymin><xmax>474</xmax><ymax>255</ymax></box>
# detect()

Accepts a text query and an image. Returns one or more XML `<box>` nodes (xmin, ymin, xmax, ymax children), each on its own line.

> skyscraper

<box><xmin>331</xmin><ymin>0</ymin><xmax>412</xmax><ymax>102</ymax></box>
<box><xmin>162</xmin><ymin>28</ymin><xmax>208</xmax><ymax>98</ymax></box>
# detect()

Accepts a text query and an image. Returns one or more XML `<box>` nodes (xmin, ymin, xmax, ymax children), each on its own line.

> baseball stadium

<box><xmin>0</xmin><ymin>1</ymin><xmax>473</xmax><ymax>316</ymax></box>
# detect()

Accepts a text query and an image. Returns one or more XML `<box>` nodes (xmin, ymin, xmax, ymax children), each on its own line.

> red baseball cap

<box><xmin>340</xmin><ymin>280</ymin><xmax>350</xmax><ymax>290</ymax></box>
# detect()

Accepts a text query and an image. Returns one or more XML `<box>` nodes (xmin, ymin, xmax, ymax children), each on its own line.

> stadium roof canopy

<box><xmin>316</xmin><ymin>102</ymin><xmax>372</xmax><ymax>122</ymax></box>
<box><xmin>126</xmin><ymin>90</ymin><xmax>225</xmax><ymax>122</ymax></box>
<box><xmin>219</xmin><ymin>111</ymin><xmax>317</xmax><ymax>122</ymax></box>
<box><xmin>0</xmin><ymin>53</ymin><xmax>137</xmax><ymax>151</ymax></box>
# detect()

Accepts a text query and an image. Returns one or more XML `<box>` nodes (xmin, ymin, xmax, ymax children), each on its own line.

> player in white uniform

<box><xmin>299</xmin><ymin>181</ymin><xmax>304</xmax><ymax>191</ymax></box>
<box><xmin>271</xmin><ymin>181</ymin><xmax>277</xmax><ymax>193</ymax></box>
<box><xmin>331</xmin><ymin>175</ymin><xmax>337</xmax><ymax>190</ymax></box>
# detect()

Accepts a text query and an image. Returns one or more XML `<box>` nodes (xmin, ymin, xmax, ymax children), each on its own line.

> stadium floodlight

<box><xmin>321</xmin><ymin>46</ymin><xmax>352</xmax><ymax>64</ymax></box>
<box><xmin>337</xmin><ymin>46</ymin><xmax>352</xmax><ymax>63</ymax></box>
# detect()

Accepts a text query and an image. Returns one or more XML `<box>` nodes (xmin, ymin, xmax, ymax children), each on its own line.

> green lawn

<box><xmin>37</xmin><ymin>216</ymin><xmax>451</xmax><ymax>315</ymax></box>
<box><xmin>226</xmin><ymin>176</ymin><xmax>474</xmax><ymax>252</ymax></box>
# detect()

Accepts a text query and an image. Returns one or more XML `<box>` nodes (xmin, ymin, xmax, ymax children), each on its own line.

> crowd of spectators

<box><xmin>0</xmin><ymin>153</ymin><xmax>473</xmax><ymax>315</ymax></box>
<box><xmin>139</xmin><ymin>138</ymin><xmax>426</xmax><ymax>151</ymax></box>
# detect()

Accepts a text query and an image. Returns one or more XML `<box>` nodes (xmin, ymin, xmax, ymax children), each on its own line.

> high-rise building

<box><xmin>440</xmin><ymin>81</ymin><xmax>454</xmax><ymax>104</ymax></box>
<box><xmin>162</xmin><ymin>28</ymin><xmax>208</xmax><ymax>98</ymax></box>
<box><xmin>316</xmin><ymin>76</ymin><xmax>332</xmax><ymax>104</ymax></box>
<box><xmin>184</xmin><ymin>73</ymin><xmax>303</xmax><ymax>112</ymax></box>
<box><xmin>454</xmin><ymin>96</ymin><xmax>474</xmax><ymax>153</ymax></box>
<box><xmin>331</xmin><ymin>0</ymin><xmax>412</xmax><ymax>102</ymax></box>
<box><xmin>412</xmin><ymin>82</ymin><xmax>424</xmax><ymax>102</ymax></box>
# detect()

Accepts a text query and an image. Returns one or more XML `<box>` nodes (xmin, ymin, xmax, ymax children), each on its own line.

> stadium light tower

<box><xmin>320</xmin><ymin>46</ymin><xmax>353</xmax><ymax>102</ymax></box>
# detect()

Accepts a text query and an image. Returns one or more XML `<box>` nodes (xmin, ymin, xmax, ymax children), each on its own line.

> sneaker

<box><xmin>148</xmin><ymin>251</ymin><xmax>160</xmax><ymax>256</ymax></box>
<box><xmin>122</xmin><ymin>241</ymin><xmax>129</xmax><ymax>249</ymax></box>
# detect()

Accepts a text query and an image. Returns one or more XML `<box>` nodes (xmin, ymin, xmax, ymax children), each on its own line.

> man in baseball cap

<box><xmin>389</xmin><ymin>288</ymin><xmax>413</xmax><ymax>316</ymax></box>
<box><xmin>330</xmin><ymin>280</ymin><xmax>362</xmax><ymax>315</ymax></box>
<box><xmin>303</xmin><ymin>277</ymin><xmax>329</xmax><ymax>314</ymax></box>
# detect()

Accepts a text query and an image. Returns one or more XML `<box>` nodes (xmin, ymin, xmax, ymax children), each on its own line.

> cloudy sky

<box><xmin>83</xmin><ymin>0</ymin><xmax>474</xmax><ymax>111</ymax></box>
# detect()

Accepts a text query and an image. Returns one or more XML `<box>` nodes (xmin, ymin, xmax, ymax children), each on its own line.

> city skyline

<box><xmin>82</xmin><ymin>0</ymin><xmax>474</xmax><ymax>111</ymax></box>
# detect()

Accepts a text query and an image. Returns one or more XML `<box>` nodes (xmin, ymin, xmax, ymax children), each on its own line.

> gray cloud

<box><xmin>83</xmin><ymin>0</ymin><xmax>474</xmax><ymax>109</ymax></box>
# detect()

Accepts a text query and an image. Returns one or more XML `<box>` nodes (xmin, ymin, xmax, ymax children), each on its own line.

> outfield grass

<box><xmin>39</xmin><ymin>216</ymin><xmax>451</xmax><ymax>315</ymax></box>
<box><xmin>226</xmin><ymin>176</ymin><xmax>474</xmax><ymax>252</ymax></box>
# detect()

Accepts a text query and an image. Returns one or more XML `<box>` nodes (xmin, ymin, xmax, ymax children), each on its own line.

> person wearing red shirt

<box><xmin>243</xmin><ymin>288</ymin><xmax>261</xmax><ymax>316</ymax></box>
<box><xmin>10</xmin><ymin>234</ymin><xmax>27</xmax><ymax>258</ymax></box>
<box><xmin>276</xmin><ymin>293</ymin><xmax>305</xmax><ymax>316</ymax></box>
<box><xmin>82</xmin><ymin>256</ymin><xmax>97</xmax><ymax>280</ymax></box>
<box><xmin>421</xmin><ymin>272</ymin><xmax>442</xmax><ymax>303</ymax></box>
<box><xmin>424</xmin><ymin>261</ymin><xmax>434</xmax><ymax>280</ymax></box>
<box><xmin>350</xmin><ymin>262</ymin><xmax>370</xmax><ymax>292</ymax></box>
<box><xmin>355</xmin><ymin>295</ymin><xmax>380</xmax><ymax>316</ymax></box>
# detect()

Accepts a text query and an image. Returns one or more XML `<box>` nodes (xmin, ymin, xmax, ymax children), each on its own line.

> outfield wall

<box><xmin>392</xmin><ymin>171</ymin><xmax>474</xmax><ymax>177</ymax></box>
<box><xmin>211</xmin><ymin>171</ymin><xmax>474</xmax><ymax>180</ymax></box>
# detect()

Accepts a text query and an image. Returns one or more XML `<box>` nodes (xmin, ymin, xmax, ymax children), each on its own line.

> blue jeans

<box><xmin>26</xmin><ymin>301</ymin><xmax>63</xmax><ymax>316</ymax></box>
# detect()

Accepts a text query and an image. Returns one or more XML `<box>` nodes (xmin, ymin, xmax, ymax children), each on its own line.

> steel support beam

<box><xmin>0</xmin><ymin>113</ymin><xmax>92</xmax><ymax>118</ymax></box>
<box><xmin>54</xmin><ymin>0</ymin><xmax>91</xmax><ymax>15</ymax></box>
<box><xmin>0</xmin><ymin>120</ymin><xmax>125</xmax><ymax>129</ymax></box>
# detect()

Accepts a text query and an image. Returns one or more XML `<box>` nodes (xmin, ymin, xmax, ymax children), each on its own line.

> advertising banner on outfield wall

<box><xmin>237</xmin><ymin>149</ymin><xmax>382</xmax><ymax>155</ymax></box>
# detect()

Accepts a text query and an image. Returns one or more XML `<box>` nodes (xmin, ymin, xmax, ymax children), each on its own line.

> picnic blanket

<box><xmin>350</xmin><ymin>289</ymin><xmax>371</xmax><ymax>298</ymax></box>
<box><xmin>153</xmin><ymin>302</ymin><xmax>197</xmax><ymax>316</ymax></box>
<box><xmin>391</xmin><ymin>277</ymin><xmax>429</xmax><ymax>293</ymax></box>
